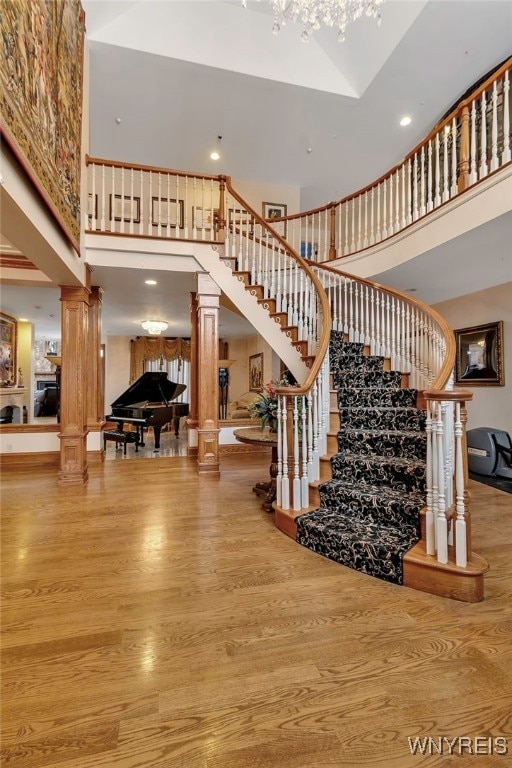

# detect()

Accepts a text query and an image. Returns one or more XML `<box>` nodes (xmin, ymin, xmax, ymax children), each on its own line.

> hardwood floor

<box><xmin>1</xmin><ymin>456</ymin><xmax>511</xmax><ymax>767</ymax></box>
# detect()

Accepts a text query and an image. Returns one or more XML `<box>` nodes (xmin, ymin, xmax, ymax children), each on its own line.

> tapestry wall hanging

<box><xmin>0</xmin><ymin>0</ymin><xmax>85</xmax><ymax>251</ymax></box>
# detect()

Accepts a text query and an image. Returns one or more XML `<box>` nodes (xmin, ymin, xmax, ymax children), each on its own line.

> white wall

<box><xmin>433</xmin><ymin>282</ymin><xmax>512</xmax><ymax>436</ymax></box>
<box><xmin>104</xmin><ymin>336</ymin><xmax>132</xmax><ymax>411</ymax></box>
<box><xmin>231</xmin><ymin>177</ymin><xmax>300</xmax><ymax>219</ymax></box>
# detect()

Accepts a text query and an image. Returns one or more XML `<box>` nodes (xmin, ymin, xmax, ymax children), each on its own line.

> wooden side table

<box><xmin>234</xmin><ymin>426</ymin><xmax>278</xmax><ymax>512</ymax></box>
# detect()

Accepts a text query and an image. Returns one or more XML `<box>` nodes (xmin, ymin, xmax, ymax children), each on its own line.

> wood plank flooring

<box><xmin>1</xmin><ymin>455</ymin><xmax>512</xmax><ymax>767</ymax></box>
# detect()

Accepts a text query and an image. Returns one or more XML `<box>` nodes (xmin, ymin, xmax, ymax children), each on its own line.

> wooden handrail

<box><xmin>272</xmin><ymin>57</ymin><xmax>512</xmax><ymax>219</ymax></box>
<box><xmin>225</xmin><ymin>179</ymin><xmax>332</xmax><ymax>396</ymax></box>
<box><xmin>86</xmin><ymin>154</ymin><xmax>222</xmax><ymax>182</ymax></box>
<box><xmin>310</xmin><ymin>260</ymin><xmax>456</xmax><ymax>392</ymax></box>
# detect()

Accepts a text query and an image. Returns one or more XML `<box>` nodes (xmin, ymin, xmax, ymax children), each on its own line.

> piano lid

<box><xmin>111</xmin><ymin>372</ymin><xmax>187</xmax><ymax>408</ymax></box>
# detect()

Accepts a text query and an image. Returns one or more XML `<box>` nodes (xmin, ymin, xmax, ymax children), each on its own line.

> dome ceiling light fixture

<box><xmin>141</xmin><ymin>320</ymin><xmax>168</xmax><ymax>335</ymax></box>
<box><xmin>242</xmin><ymin>0</ymin><xmax>385</xmax><ymax>42</ymax></box>
<box><xmin>210</xmin><ymin>135</ymin><xmax>222</xmax><ymax>161</ymax></box>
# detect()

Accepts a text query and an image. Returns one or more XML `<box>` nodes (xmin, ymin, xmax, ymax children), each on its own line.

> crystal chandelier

<box><xmin>141</xmin><ymin>320</ymin><xmax>168</xmax><ymax>335</ymax></box>
<box><xmin>242</xmin><ymin>0</ymin><xmax>385</xmax><ymax>42</ymax></box>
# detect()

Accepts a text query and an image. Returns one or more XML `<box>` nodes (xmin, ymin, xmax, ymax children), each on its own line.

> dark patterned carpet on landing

<box><xmin>296</xmin><ymin>332</ymin><xmax>427</xmax><ymax>585</ymax></box>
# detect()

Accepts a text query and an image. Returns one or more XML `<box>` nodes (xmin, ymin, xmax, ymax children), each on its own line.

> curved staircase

<box><xmin>296</xmin><ymin>333</ymin><xmax>426</xmax><ymax>585</ymax></box>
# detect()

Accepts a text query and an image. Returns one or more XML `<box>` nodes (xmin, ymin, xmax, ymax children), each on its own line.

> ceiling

<box><xmin>1</xmin><ymin>0</ymin><xmax>511</xmax><ymax>340</ymax></box>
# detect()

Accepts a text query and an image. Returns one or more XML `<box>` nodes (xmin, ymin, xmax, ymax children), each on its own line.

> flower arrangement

<box><xmin>248</xmin><ymin>376</ymin><xmax>290</xmax><ymax>432</ymax></box>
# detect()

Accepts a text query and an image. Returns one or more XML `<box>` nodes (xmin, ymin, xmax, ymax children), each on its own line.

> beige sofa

<box><xmin>227</xmin><ymin>391</ymin><xmax>258</xmax><ymax>420</ymax></box>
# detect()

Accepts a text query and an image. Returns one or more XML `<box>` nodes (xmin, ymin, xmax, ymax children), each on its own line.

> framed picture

<box><xmin>228</xmin><ymin>208</ymin><xmax>253</xmax><ymax>233</ymax></box>
<box><xmin>249</xmin><ymin>353</ymin><xmax>263</xmax><ymax>392</ymax></box>
<box><xmin>152</xmin><ymin>197</ymin><xmax>184</xmax><ymax>229</ymax></box>
<box><xmin>193</xmin><ymin>206</ymin><xmax>218</xmax><ymax>231</ymax></box>
<box><xmin>455</xmin><ymin>321</ymin><xmax>504</xmax><ymax>386</ymax></box>
<box><xmin>0</xmin><ymin>312</ymin><xmax>17</xmax><ymax>384</ymax></box>
<box><xmin>263</xmin><ymin>201</ymin><xmax>287</xmax><ymax>238</ymax></box>
<box><xmin>110</xmin><ymin>194</ymin><xmax>140</xmax><ymax>224</ymax></box>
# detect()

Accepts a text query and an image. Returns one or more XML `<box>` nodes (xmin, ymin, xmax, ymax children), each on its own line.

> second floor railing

<box><xmin>268</xmin><ymin>58</ymin><xmax>511</xmax><ymax>263</ymax></box>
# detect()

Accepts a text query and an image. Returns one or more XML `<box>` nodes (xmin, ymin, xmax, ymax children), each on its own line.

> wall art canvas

<box><xmin>0</xmin><ymin>312</ymin><xmax>17</xmax><ymax>383</ymax></box>
<box><xmin>0</xmin><ymin>0</ymin><xmax>85</xmax><ymax>251</ymax></box>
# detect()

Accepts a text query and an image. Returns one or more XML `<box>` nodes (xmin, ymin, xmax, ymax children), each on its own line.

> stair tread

<box><xmin>298</xmin><ymin>508</ymin><xmax>418</xmax><ymax>544</ymax></box>
<box><xmin>319</xmin><ymin>478</ymin><xmax>425</xmax><ymax>504</ymax></box>
<box><xmin>339</xmin><ymin>427</ymin><xmax>426</xmax><ymax>438</ymax></box>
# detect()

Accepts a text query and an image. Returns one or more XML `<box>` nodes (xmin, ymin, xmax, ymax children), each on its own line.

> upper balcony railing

<box><xmin>266</xmin><ymin>58</ymin><xmax>511</xmax><ymax>263</ymax></box>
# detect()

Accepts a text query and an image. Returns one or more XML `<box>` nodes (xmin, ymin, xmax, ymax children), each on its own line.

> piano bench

<box><xmin>103</xmin><ymin>429</ymin><xmax>139</xmax><ymax>456</ymax></box>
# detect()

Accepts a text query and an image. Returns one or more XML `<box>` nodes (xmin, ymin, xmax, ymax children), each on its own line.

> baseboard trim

<box><xmin>0</xmin><ymin>451</ymin><xmax>59</xmax><ymax>468</ymax></box>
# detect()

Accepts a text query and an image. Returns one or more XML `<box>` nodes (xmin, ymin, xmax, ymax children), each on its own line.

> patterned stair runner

<box><xmin>296</xmin><ymin>332</ymin><xmax>426</xmax><ymax>585</ymax></box>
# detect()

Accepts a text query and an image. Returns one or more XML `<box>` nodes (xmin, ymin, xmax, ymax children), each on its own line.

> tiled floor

<box><xmin>103</xmin><ymin>428</ymin><xmax>190</xmax><ymax>459</ymax></box>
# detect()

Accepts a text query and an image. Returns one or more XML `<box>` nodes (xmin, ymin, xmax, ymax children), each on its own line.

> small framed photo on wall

<box><xmin>249</xmin><ymin>353</ymin><xmax>263</xmax><ymax>392</ymax></box>
<box><xmin>262</xmin><ymin>201</ymin><xmax>287</xmax><ymax>238</ymax></box>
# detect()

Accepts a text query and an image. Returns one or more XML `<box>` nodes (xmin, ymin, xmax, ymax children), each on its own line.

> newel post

<box><xmin>329</xmin><ymin>204</ymin><xmax>337</xmax><ymax>260</ymax></box>
<box><xmin>216</xmin><ymin>175</ymin><xmax>226</xmax><ymax>242</ymax></box>
<box><xmin>458</xmin><ymin>105</ymin><xmax>470</xmax><ymax>193</ymax></box>
<box><xmin>424</xmin><ymin>388</ymin><xmax>473</xmax><ymax>568</ymax></box>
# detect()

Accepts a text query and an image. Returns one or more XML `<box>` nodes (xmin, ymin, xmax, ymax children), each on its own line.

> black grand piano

<box><xmin>106</xmin><ymin>372</ymin><xmax>189</xmax><ymax>450</ymax></box>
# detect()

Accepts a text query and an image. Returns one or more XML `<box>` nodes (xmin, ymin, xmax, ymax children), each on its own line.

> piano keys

<box><xmin>106</xmin><ymin>372</ymin><xmax>189</xmax><ymax>450</ymax></box>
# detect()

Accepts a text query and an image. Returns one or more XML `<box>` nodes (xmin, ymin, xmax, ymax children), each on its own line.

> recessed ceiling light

<box><xmin>145</xmin><ymin>279</ymin><xmax>157</xmax><ymax>285</ymax></box>
<box><xmin>210</xmin><ymin>151</ymin><xmax>220</xmax><ymax>161</ymax></box>
<box><xmin>400</xmin><ymin>116</ymin><xmax>412</xmax><ymax>127</ymax></box>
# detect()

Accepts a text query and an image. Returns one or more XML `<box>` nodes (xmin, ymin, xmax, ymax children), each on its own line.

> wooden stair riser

<box><xmin>293</xmin><ymin>340</ymin><xmax>309</xmax><ymax>356</ymax></box>
<box><xmin>270</xmin><ymin>312</ymin><xmax>289</xmax><ymax>327</ymax></box>
<box><xmin>258</xmin><ymin>297</ymin><xmax>277</xmax><ymax>314</ymax></box>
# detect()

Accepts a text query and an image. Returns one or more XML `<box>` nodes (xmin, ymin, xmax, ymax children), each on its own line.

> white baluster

<box><xmin>129</xmin><ymin>167</ymin><xmax>134</xmax><ymax>235</ymax></box>
<box><xmin>385</xmin><ymin>295</ymin><xmax>391</xmax><ymax>359</ymax></box>
<box><xmin>454</xmin><ymin>401</ymin><xmax>467</xmax><ymax>567</ymax></box>
<box><xmin>388</xmin><ymin>175</ymin><xmax>394</xmax><ymax>236</ymax></box>
<box><xmin>343</xmin><ymin>278</ymin><xmax>348</xmax><ymax>335</ymax></box>
<box><xmin>108</xmin><ymin>164</ymin><xmax>114</xmax><ymax>232</ymax></box>
<box><xmin>376</xmin><ymin>184</ymin><xmax>381</xmax><ymax>243</ymax></box>
<box><xmin>450</xmin><ymin>117</ymin><xmax>458</xmax><ymax>197</ymax></box>
<box><xmin>148</xmin><ymin>171</ymin><xmax>153</xmax><ymax>236</ymax></box>
<box><xmin>357</xmin><ymin>195</ymin><xmax>362</xmax><ymax>250</ymax></box>
<box><xmin>353</xmin><ymin>283</ymin><xmax>359</xmax><ymax>343</ymax></box>
<box><xmin>395</xmin><ymin>169</ymin><xmax>400</xmax><ymax>233</ymax></box>
<box><xmin>307</xmin><ymin>392</ymin><xmax>314</xmax><ymax>482</ymax></box>
<box><xmin>479</xmin><ymin>90</ymin><xmax>488</xmax><ymax>178</ymax></box>
<box><xmin>401</xmin><ymin>164</ymin><xmax>406</xmax><ymax>229</ymax></box>
<box><xmin>184</xmin><ymin>176</ymin><xmax>189</xmax><ymax>238</ymax></box>
<box><xmin>175</xmin><ymin>174</ymin><xmax>181</xmax><ymax>238</ymax></box>
<box><xmin>301</xmin><ymin>396</ymin><xmax>309</xmax><ymax>508</ymax></box>
<box><xmin>420</xmin><ymin>146</ymin><xmax>426</xmax><ymax>217</ymax></box>
<box><xmin>434</xmin><ymin>133</ymin><xmax>441</xmax><ymax>208</ymax></box>
<box><xmin>344</xmin><ymin>201</ymin><xmax>349</xmax><ymax>255</ymax></box>
<box><xmin>348</xmin><ymin>281</ymin><xmax>354</xmax><ymax>342</ymax></box>
<box><xmin>490</xmin><ymin>80</ymin><xmax>499</xmax><ymax>172</ymax></box>
<box><xmin>502</xmin><ymin>70</ymin><xmax>511</xmax><ymax>164</ymax></box>
<box><xmin>382</xmin><ymin>178</ymin><xmax>388</xmax><ymax>239</ymax></box>
<box><xmin>311</xmin><ymin>382</ymin><xmax>320</xmax><ymax>481</ymax></box>
<box><xmin>139</xmin><ymin>169</ymin><xmax>144</xmax><ymax>235</ymax></box>
<box><xmin>436</xmin><ymin>403</ymin><xmax>448</xmax><ymax>564</ymax></box>
<box><xmin>413</xmin><ymin>153</ymin><xmax>419</xmax><ymax>222</ymax></box>
<box><xmin>364</xmin><ymin>285</ymin><xmax>371</xmax><ymax>347</ymax></box>
<box><xmin>350</xmin><ymin>198</ymin><xmax>356</xmax><ymax>252</ymax></box>
<box><xmin>425</xmin><ymin>403</ymin><xmax>435</xmax><ymax>555</ymax></box>
<box><xmin>281</xmin><ymin>396</ymin><xmax>290</xmax><ymax>510</ymax></box>
<box><xmin>427</xmin><ymin>140</ymin><xmax>433</xmax><ymax>213</ymax></box>
<box><xmin>370</xmin><ymin>288</ymin><xmax>376</xmax><ymax>356</ymax></box>
<box><xmin>442</xmin><ymin>128</ymin><xmax>449</xmax><ymax>203</ymax></box>
<box><xmin>363</xmin><ymin>192</ymin><xmax>368</xmax><ymax>249</ymax></box>
<box><xmin>369</xmin><ymin>188</ymin><xmax>375</xmax><ymax>245</ymax></box>
<box><xmin>390</xmin><ymin>296</ymin><xmax>397</xmax><ymax>370</ymax></box>
<box><xmin>406</xmin><ymin>159</ymin><xmax>412</xmax><ymax>226</ymax></box>
<box><xmin>293</xmin><ymin>397</ymin><xmax>301</xmax><ymax>511</ymax></box>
